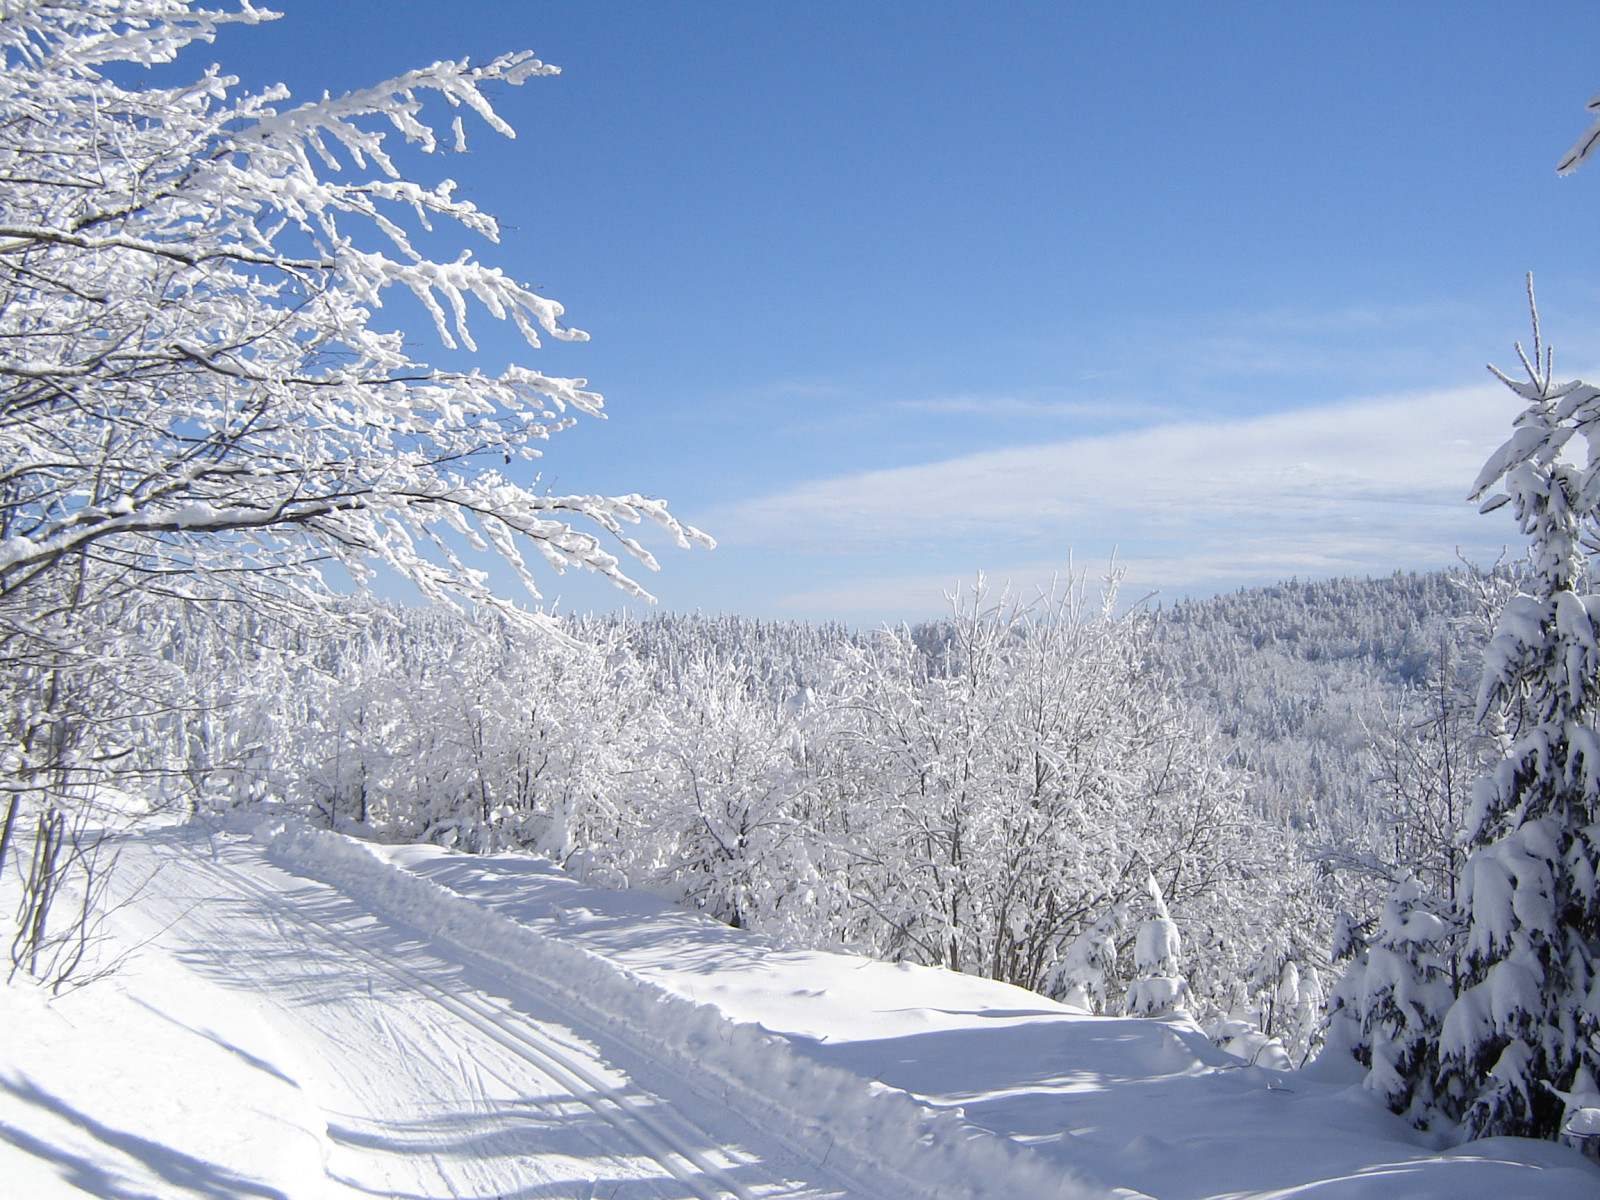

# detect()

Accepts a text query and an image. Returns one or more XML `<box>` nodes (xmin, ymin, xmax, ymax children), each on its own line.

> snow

<box><xmin>0</xmin><ymin>956</ymin><xmax>327</xmax><ymax>1200</ymax></box>
<box><xmin>4</xmin><ymin>819</ymin><xmax>1598</xmax><ymax>1199</ymax></box>
<box><xmin>1134</xmin><ymin>917</ymin><xmax>1181</xmax><ymax>973</ymax></box>
<box><xmin>1569</xmin><ymin>1108</ymin><xmax>1600</xmax><ymax>1136</ymax></box>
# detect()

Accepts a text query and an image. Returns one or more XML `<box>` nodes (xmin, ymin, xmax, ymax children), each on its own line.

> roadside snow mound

<box><xmin>263</xmin><ymin>819</ymin><xmax>1109</xmax><ymax>1200</ymax></box>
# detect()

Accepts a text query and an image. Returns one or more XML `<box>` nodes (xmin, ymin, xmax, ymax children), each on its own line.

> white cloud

<box><xmin>712</xmin><ymin>382</ymin><xmax>1524</xmax><ymax>618</ymax></box>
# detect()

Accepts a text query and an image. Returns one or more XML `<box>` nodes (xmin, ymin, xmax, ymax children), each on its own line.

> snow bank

<box><xmin>261</xmin><ymin>819</ymin><xmax>1110</xmax><ymax>1200</ymax></box>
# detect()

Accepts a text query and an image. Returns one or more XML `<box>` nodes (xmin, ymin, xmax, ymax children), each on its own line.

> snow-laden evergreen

<box><xmin>1431</xmin><ymin>288</ymin><xmax>1600</xmax><ymax>1140</ymax></box>
<box><xmin>1329</xmin><ymin>879</ymin><xmax>1455</xmax><ymax>1126</ymax></box>
<box><xmin>1123</xmin><ymin>876</ymin><xmax>1190</xmax><ymax>1018</ymax></box>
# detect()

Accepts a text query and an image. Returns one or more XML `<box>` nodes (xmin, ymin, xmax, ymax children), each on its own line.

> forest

<box><xmin>0</xmin><ymin>553</ymin><xmax>1533</xmax><ymax>1093</ymax></box>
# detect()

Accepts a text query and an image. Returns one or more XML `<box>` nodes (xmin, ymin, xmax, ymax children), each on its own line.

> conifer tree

<box><xmin>1358</xmin><ymin>881</ymin><xmax>1455</xmax><ymax>1125</ymax></box>
<box><xmin>1435</xmin><ymin>278</ymin><xmax>1600</xmax><ymax>1139</ymax></box>
<box><xmin>1125</xmin><ymin>876</ymin><xmax>1190</xmax><ymax>1018</ymax></box>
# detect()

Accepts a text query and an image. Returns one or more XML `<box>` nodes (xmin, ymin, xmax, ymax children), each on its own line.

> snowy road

<box><xmin>5</xmin><ymin>821</ymin><xmax>1596</xmax><ymax>1200</ymax></box>
<box><xmin>77</xmin><ymin>826</ymin><xmax>863</xmax><ymax>1200</ymax></box>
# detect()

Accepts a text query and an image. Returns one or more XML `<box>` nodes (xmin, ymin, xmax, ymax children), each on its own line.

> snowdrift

<box><xmin>263</xmin><ymin>817</ymin><xmax>1108</xmax><ymax>1200</ymax></box>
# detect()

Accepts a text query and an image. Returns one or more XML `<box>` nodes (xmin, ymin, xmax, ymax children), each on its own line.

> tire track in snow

<box><xmin>135</xmin><ymin>856</ymin><xmax>563</xmax><ymax>1200</ymax></box>
<box><xmin>144</xmin><ymin>895</ymin><xmax>684</xmax><ymax>1200</ymax></box>
<box><xmin>155</xmin><ymin>843</ymin><xmax>734</xmax><ymax>1198</ymax></box>
<box><xmin>152</xmin><ymin>833</ymin><xmax>826</xmax><ymax>1200</ymax></box>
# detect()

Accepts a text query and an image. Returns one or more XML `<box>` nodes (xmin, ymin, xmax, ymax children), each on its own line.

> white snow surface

<box><xmin>2</xmin><ymin>817</ymin><xmax>1597</xmax><ymax>1200</ymax></box>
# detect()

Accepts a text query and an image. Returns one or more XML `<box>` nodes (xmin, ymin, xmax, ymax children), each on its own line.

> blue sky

<box><xmin>207</xmin><ymin>2</ymin><xmax>1600</xmax><ymax>622</ymax></box>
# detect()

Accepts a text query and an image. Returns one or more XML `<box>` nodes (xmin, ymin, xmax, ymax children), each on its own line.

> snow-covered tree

<box><xmin>1123</xmin><ymin>875</ymin><xmax>1189</xmax><ymax>1018</ymax></box>
<box><xmin>1043</xmin><ymin>903</ymin><xmax>1126</xmax><ymax>1013</ymax></box>
<box><xmin>811</xmin><ymin>570</ymin><xmax>1259</xmax><ymax>1011</ymax></box>
<box><xmin>1329</xmin><ymin>880</ymin><xmax>1455</xmax><ymax>1125</ymax></box>
<box><xmin>0</xmin><ymin>3</ymin><xmax>708</xmax><ymax>628</ymax></box>
<box><xmin>1434</xmin><ymin>278</ymin><xmax>1600</xmax><ymax>1139</ymax></box>
<box><xmin>0</xmin><ymin>0</ymin><xmax>708</xmax><ymax>980</ymax></box>
<box><xmin>642</xmin><ymin>650</ymin><xmax>818</xmax><ymax>934</ymax></box>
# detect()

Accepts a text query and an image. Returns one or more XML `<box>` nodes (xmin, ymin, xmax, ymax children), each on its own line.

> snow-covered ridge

<box><xmin>261</xmin><ymin>818</ymin><xmax>1109</xmax><ymax>1200</ymax></box>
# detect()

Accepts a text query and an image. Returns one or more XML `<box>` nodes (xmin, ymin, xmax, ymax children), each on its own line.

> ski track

<box><xmin>113</xmin><ymin>826</ymin><xmax>855</xmax><ymax>1200</ymax></box>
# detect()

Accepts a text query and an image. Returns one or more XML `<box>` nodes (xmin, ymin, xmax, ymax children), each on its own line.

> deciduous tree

<box><xmin>0</xmin><ymin>0</ymin><xmax>706</xmax><ymax>982</ymax></box>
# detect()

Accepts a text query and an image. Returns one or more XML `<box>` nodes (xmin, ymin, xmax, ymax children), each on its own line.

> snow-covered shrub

<box><xmin>641</xmin><ymin>649</ymin><xmax>821</xmax><ymax>933</ymax></box>
<box><xmin>1230</xmin><ymin>944</ymin><xmax>1325</xmax><ymax>1067</ymax></box>
<box><xmin>1043</xmin><ymin>904</ymin><xmax>1127</xmax><ymax>1013</ymax></box>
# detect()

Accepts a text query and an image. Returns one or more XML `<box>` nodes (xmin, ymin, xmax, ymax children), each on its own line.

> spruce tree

<box><xmin>1125</xmin><ymin>877</ymin><xmax>1190</xmax><ymax>1018</ymax></box>
<box><xmin>1358</xmin><ymin>881</ymin><xmax>1455</xmax><ymax>1126</ymax></box>
<box><xmin>1435</xmin><ymin>285</ymin><xmax>1600</xmax><ymax>1139</ymax></box>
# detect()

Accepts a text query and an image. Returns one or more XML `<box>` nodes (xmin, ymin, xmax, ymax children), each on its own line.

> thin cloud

<box><xmin>896</xmin><ymin>394</ymin><xmax>1178</xmax><ymax>422</ymax></box>
<box><xmin>712</xmin><ymin>382</ymin><xmax>1523</xmax><ymax>620</ymax></box>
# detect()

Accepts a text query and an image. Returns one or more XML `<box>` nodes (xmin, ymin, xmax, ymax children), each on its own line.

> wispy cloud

<box><xmin>895</xmin><ymin>394</ymin><xmax>1178</xmax><ymax>422</ymax></box>
<box><xmin>709</xmin><ymin>382</ymin><xmax>1524</xmax><ymax>619</ymax></box>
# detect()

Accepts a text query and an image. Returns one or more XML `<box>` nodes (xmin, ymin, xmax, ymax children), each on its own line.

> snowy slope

<box><xmin>375</xmin><ymin>840</ymin><xmax>1600</xmax><ymax>1200</ymax></box>
<box><xmin>2</xmin><ymin>819</ymin><xmax>1597</xmax><ymax>1200</ymax></box>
